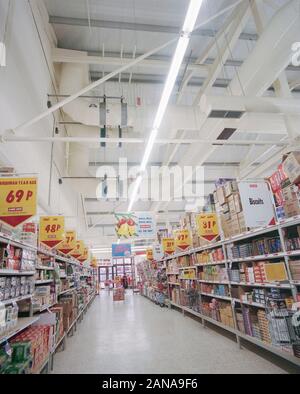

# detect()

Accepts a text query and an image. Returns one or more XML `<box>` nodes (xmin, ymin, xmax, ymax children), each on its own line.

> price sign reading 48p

<box><xmin>39</xmin><ymin>216</ymin><xmax>65</xmax><ymax>249</ymax></box>
<box><xmin>0</xmin><ymin>177</ymin><xmax>37</xmax><ymax>227</ymax></box>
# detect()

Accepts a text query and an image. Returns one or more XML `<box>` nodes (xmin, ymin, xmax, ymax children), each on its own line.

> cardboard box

<box><xmin>284</xmin><ymin>198</ymin><xmax>300</xmax><ymax>218</ymax></box>
<box><xmin>283</xmin><ymin>151</ymin><xmax>300</xmax><ymax>185</ymax></box>
<box><xmin>224</xmin><ymin>180</ymin><xmax>238</xmax><ymax>197</ymax></box>
<box><xmin>233</xmin><ymin>193</ymin><xmax>242</xmax><ymax>213</ymax></box>
<box><xmin>282</xmin><ymin>184</ymin><xmax>299</xmax><ymax>202</ymax></box>
<box><xmin>216</xmin><ymin>186</ymin><xmax>226</xmax><ymax>205</ymax></box>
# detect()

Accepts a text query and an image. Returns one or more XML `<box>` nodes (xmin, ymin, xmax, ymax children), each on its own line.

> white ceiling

<box><xmin>42</xmin><ymin>0</ymin><xmax>300</xmax><ymax>249</ymax></box>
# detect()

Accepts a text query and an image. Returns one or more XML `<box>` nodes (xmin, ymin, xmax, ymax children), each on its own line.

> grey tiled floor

<box><xmin>52</xmin><ymin>292</ymin><xmax>299</xmax><ymax>374</ymax></box>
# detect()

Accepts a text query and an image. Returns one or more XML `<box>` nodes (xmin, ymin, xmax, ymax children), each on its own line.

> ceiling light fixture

<box><xmin>127</xmin><ymin>0</ymin><xmax>203</xmax><ymax>212</ymax></box>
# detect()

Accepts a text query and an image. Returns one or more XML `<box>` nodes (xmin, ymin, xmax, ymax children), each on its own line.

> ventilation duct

<box><xmin>200</xmin><ymin>95</ymin><xmax>300</xmax><ymax>118</ymax></box>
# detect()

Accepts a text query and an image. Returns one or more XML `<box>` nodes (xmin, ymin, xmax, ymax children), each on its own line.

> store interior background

<box><xmin>1</xmin><ymin>0</ymin><xmax>299</xmax><ymax>259</ymax></box>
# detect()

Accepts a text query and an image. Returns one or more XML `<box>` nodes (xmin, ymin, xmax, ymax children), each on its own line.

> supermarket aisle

<box><xmin>52</xmin><ymin>293</ymin><xmax>298</xmax><ymax>374</ymax></box>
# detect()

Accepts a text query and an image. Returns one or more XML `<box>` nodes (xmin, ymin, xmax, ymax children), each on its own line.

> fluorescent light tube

<box><xmin>153</xmin><ymin>35</ymin><xmax>190</xmax><ymax>130</ymax></box>
<box><xmin>0</xmin><ymin>43</ymin><xmax>6</xmax><ymax>67</ymax></box>
<box><xmin>127</xmin><ymin>0</ymin><xmax>203</xmax><ymax>211</ymax></box>
<box><xmin>182</xmin><ymin>0</ymin><xmax>203</xmax><ymax>33</ymax></box>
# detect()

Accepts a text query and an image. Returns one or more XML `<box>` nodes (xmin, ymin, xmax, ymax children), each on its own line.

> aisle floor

<box><xmin>52</xmin><ymin>292</ymin><xmax>299</xmax><ymax>374</ymax></box>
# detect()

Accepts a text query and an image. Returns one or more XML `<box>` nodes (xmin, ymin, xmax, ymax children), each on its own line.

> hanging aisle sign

<box><xmin>196</xmin><ymin>213</ymin><xmax>219</xmax><ymax>242</ymax></box>
<box><xmin>56</xmin><ymin>230</ymin><xmax>76</xmax><ymax>255</ymax></box>
<box><xmin>115</xmin><ymin>212</ymin><xmax>156</xmax><ymax>239</ymax></box>
<box><xmin>162</xmin><ymin>238</ymin><xmax>175</xmax><ymax>256</ymax></box>
<box><xmin>0</xmin><ymin>177</ymin><xmax>37</xmax><ymax>227</ymax></box>
<box><xmin>69</xmin><ymin>240</ymin><xmax>85</xmax><ymax>259</ymax></box>
<box><xmin>153</xmin><ymin>243</ymin><xmax>164</xmax><ymax>261</ymax></box>
<box><xmin>112</xmin><ymin>243</ymin><xmax>132</xmax><ymax>257</ymax></box>
<box><xmin>238</xmin><ymin>181</ymin><xmax>276</xmax><ymax>228</ymax></box>
<box><xmin>39</xmin><ymin>216</ymin><xmax>65</xmax><ymax>248</ymax></box>
<box><xmin>174</xmin><ymin>229</ymin><xmax>192</xmax><ymax>251</ymax></box>
<box><xmin>78</xmin><ymin>247</ymin><xmax>89</xmax><ymax>264</ymax></box>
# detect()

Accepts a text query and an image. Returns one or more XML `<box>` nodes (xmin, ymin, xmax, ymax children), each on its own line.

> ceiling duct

<box><xmin>200</xmin><ymin>95</ymin><xmax>300</xmax><ymax>118</ymax></box>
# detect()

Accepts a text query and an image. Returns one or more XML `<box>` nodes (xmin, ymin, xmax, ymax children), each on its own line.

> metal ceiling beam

<box><xmin>88</xmin><ymin>161</ymin><xmax>240</xmax><ymax>167</ymax></box>
<box><xmin>49</xmin><ymin>15</ymin><xmax>258</xmax><ymax>41</ymax></box>
<box><xmin>89</xmin><ymin>71</ymin><xmax>230</xmax><ymax>88</ymax></box>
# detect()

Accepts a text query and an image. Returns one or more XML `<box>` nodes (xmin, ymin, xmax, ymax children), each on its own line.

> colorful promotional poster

<box><xmin>39</xmin><ymin>216</ymin><xmax>65</xmax><ymax>248</ymax></box>
<box><xmin>196</xmin><ymin>213</ymin><xmax>219</xmax><ymax>242</ymax></box>
<box><xmin>174</xmin><ymin>229</ymin><xmax>192</xmax><ymax>251</ymax></box>
<box><xmin>115</xmin><ymin>212</ymin><xmax>156</xmax><ymax>239</ymax></box>
<box><xmin>112</xmin><ymin>243</ymin><xmax>132</xmax><ymax>257</ymax></box>
<box><xmin>56</xmin><ymin>230</ymin><xmax>76</xmax><ymax>255</ymax></box>
<box><xmin>0</xmin><ymin>177</ymin><xmax>37</xmax><ymax>227</ymax></box>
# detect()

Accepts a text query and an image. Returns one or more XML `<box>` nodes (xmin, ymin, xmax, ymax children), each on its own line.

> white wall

<box><xmin>0</xmin><ymin>0</ymin><xmax>78</xmax><ymax>227</ymax></box>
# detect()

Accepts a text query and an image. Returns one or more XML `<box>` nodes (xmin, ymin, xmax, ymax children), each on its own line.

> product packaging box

<box><xmin>224</xmin><ymin>180</ymin><xmax>238</xmax><ymax>198</ymax></box>
<box><xmin>283</xmin><ymin>151</ymin><xmax>300</xmax><ymax>185</ymax></box>
<box><xmin>216</xmin><ymin>187</ymin><xmax>226</xmax><ymax>206</ymax></box>
<box><xmin>284</xmin><ymin>198</ymin><xmax>300</xmax><ymax>218</ymax></box>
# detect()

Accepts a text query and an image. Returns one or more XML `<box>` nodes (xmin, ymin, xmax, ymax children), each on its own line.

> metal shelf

<box><xmin>230</xmin><ymin>281</ymin><xmax>292</xmax><ymax>289</ymax></box>
<box><xmin>232</xmin><ymin>298</ymin><xmax>266</xmax><ymax>309</ymax></box>
<box><xmin>59</xmin><ymin>287</ymin><xmax>75</xmax><ymax>296</ymax></box>
<box><xmin>201</xmin><ymin>292</ymin><xmax>231</xmax><ymax>301</ymax></box>
<box><xmin>35</xmin><ymin>279</ymin><xmax>53</xmax><ymax>285</ymax></box>
<box><xmin>230</xmin><ymin>252</ymin><xmax>285</xmax><ymax>262</ymax></box>
<box><xmin>0</xmin><ymin>316</ymin><xmax>39</xmax><ymax>344</ymax></box>
<box><xmin>195</xmin><ymin>260</ymin><xmax>227</xmax><ymax>267</ymax></box>
<box><xmin>197</xmin><ymin>279</ymin><xmax>229</xmax><ymax>285</ymax></box>
<box><xmin>169</xmin><ymin>301</ymin><xmax>300</xmax><ymax>367</ymax></box>
<box><xmin>178</xmin><ymin>266</ymin><xmax>196</xmax><ymax>270</ymax></box>
<box><xmin>0</xmin><ymin>270</ymin><xmax>35</xmax><ymax>276</ymax></box>
<box><xmin>0</xmin><ymin>294</ymin><xmax>32</xmax><ymax>306</ymax></box>
<box><xmin>36</xmin><ymin>266</ymin><xmax>55</xmax><ymax>271</ymax></box>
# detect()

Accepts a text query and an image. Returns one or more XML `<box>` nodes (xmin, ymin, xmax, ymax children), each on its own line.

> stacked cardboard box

<box><xmin>11</xmin><ymin>325</ymin><xmax>53</xmax><ymax>373</ymax></box>
<box><xmin>215</xmin><ymin>180</ymin><xmax>248</xmax><ymax>238</ymax></box>
<box><xmin>289</xmin><ymin>260</ymin><xmax>300</xmax><ymax>281</ymax></box>
<box><xmin>257</xmin><ymin>310</ymin><xmax>272</xmax><ymax>344</ymax></box>
<box><xmin>269</xmin><ymin>151</ymin><xmax>300</xmax><ymax>220</ymax></box>
<box><xmin>219</xmin><ymin>303</ymin><xmax>235</xmax><ymax>328</ymax></box>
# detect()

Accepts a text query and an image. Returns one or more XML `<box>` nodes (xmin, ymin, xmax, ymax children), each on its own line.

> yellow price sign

<box><xmin>69</xmin><ymin>240</ymin><xmax>85</xmax><ymax>259</ymax></box>
<box><xmin>174</xmin><ymin>229</ymin><xmax>192</xmax><ymax>251</ymax></box>
<box><xmin>78</xmin><ymin>247</ymin><xmax>89</xmax><ymax>263</ymax></box>
<box><xmin>56</xmin><ymin>230</ymin><xmax>76</xmax><ymax>255</ymax></box>
<box><xmin>162</xmin><ymin>238</ymin><xmax>175</xmax><ymax>256</ymax></box>
<box><xmin>39</xmin><ymin>216</ymin><xmax>65</xmax><ymax>249</ymax></box>
<box><xmin>0</xmin><ymin>177</ymin><xmax>37</xmax><ymax>228</ymax></box>
<box><xmin>146</xmin><ymin>248</ymin><xmax>153</xmax><ymax>261</ymax></box>
<box><xmin>196</xmin><ymin>213</ymin><xmax>219</xmax><ymax>242</ymax></box>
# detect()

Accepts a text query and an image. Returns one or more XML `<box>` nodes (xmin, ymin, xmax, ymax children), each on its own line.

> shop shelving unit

<box><xmin>0</xmin><ymin>231</ymin><xmax>97</xmax><ymax>374</ymax></box>
<box><xmin>156</xmin><ymin>215</ymin><xmax>300</xmax><ymax>368</ymax></box>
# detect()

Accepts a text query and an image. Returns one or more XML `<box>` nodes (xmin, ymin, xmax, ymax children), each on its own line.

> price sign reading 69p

<box><xmin>0</xmin><ymin>177</ymin><xmax>37</xmax><ymax>227</ymax></box>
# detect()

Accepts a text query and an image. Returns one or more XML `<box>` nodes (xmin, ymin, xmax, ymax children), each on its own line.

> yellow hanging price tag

<box><xmin>162</xmin><ymin>238</ymin><xmax>175</xmax><ymax>255</ymax></box>
<box><xmin>39</xmin><ymin>216</ymin><xmax>65</xmax><ymax>249</ymax></box>
<box><xmin>174</xmin><ymin>229</ymin><xmax>192</xmax><ymax>251</ymax></box>
<box><xmin>0</xmin><ymin>177</ymin><xmax>37</xmax><ymax>228</ymax></box>
<box><xmin>56</xmin><ymin>230</ymin><xmax>76</xmax><ymax>255</ymax></box>
<box><xmin>196</xmin><ymin>213</ymin><xmax>219</xmax><ymax>242</ymax></box>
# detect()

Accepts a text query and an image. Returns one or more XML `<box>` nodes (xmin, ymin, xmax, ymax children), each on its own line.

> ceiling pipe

<box><xmin>2</xmin><ymin>135</ymin><xmax>291</xmax><ymax>146</ymax></box>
